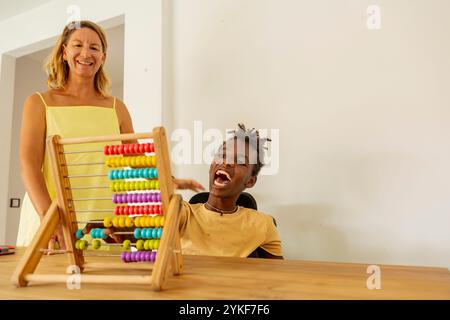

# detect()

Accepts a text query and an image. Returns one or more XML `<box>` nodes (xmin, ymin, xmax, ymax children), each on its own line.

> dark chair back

<box><xmin>189</xmin><ymin>192</ymin><xmax>257</xmax><ymax>210</ymax></box>
<box><xmin>188</xmin><ymin>192</ymin><xmax>277</xmax><ymax>258</ymax></box>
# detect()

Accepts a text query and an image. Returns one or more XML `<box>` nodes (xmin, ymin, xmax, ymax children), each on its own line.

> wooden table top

<box><xmin>1</xmin><ymin>249</ymin><xmax>449</xmax><ymax>299</ymax></box>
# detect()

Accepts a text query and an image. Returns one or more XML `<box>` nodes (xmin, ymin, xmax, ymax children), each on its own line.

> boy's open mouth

<box><xmin>213</xmin><ymin>169</ymin><xmax>231</xmax><ymax>187</ymax></box>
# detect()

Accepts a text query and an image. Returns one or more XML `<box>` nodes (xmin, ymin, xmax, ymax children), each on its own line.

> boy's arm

<box><xmin>259</xmin><ymin>215</ymin><xmax>284</xmax><ymax>259</ymax></box>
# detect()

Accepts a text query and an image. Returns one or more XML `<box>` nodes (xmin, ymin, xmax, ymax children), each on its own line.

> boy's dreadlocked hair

<box><xmin>227</xmin><ymin>123</ymin><xmax>271</xmax><ymax>177</ymax></box>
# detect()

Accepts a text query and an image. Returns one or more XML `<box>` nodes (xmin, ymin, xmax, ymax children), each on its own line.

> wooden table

<box><xmin>1</xmin><ymin>249</ymin><xmax>449</xmax><ymax>299</ymax></box>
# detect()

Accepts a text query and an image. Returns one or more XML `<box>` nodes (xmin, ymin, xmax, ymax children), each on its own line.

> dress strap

<box><xmin>35</xmin><ymin>92</ymin><xmax>48</xmax><ymax>108</ymax></box>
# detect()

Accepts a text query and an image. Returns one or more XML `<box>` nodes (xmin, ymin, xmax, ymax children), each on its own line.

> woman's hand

<box><xmin>46</xmin><ymin>223</ymin><xmax>66</xmax><ymax>255</ymax></box>
<box><xmin>173</xmin><ymin>178</ymin><xmax>205</xmax><ymax>192</ymax></box>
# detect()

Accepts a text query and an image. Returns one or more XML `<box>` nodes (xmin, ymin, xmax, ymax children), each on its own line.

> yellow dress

<box><xmin>16</xmin><ymin>92</ymin><xmax>121</xmax><ymax>246</ymax></box>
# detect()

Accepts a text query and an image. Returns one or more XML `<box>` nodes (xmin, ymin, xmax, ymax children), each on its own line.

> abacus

<box><xmin>12</xmin><ymin>127</ymin><xmax>183</xmax><ymax>291</ymax></box>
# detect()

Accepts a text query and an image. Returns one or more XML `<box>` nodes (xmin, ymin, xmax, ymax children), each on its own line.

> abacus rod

<box><xmin>74</xmin><ymin>209</ymin><xmax>114</xmax><ymax>212</ymax></box>
<box><xmin>68</xmin><ymin>186</ymin><xmax>110</xmax><ymax>189</ymax></box>
<box><xmin>58</xmin><ymin>132</ymin><xmax>154</xmax><ymax>145</ymax></box>
<box><xmin>70</xmin><ymin>197</ymin><xmax>112</xmax><ymax>201</ymax></box>
<box><xmin>61</xmin><ymin>149</ymin><xmax>103</xmax><ymax>154</ymax></box>
<box><xmin>65</xmin><ymin>174</ymin><xmax>107</xmax><ymax>178</ymax></box>
<box><xmin>39</xmin><ymin>249</ymin><xmax>69</xmax><ymax>254</ymax></box>
<box><xmin>64</xmin><ymin>162</ymin><xmax>105</xmax><ymax>166</ymax></box>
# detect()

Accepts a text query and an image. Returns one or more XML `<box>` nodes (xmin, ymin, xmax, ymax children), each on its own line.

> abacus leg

<box><xmin>171</xmin><ymin>230</ymin><xmax>183</xmax><ymax>276</ymax></box>
<box><xmin>11</xmin><ymin>200</ymin><xmax>60</xmax><ymax>287</ymax></box>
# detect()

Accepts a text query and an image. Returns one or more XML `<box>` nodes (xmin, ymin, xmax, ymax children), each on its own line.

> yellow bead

<box><xmin>134</xmin><ymin>217</ymin><xmax>141</xmax><ymax>228</ymax></box>
<box><xmin>103</xmin><ymin>217</ymin><xmax>112</xmax><ymax>228</ymax></box>
<box><xmin>149</xmin><ymin>217</ymin><xmax>156</xmax><ymax>227</ymax></box>
<box><xmin>112</xmin><ymin>217</ymin><xmax>119</xmax><ymax>228</ymax></box>
<box><xmin>125</xmin><ymin>217</ymin><xmax>133</xmax><ymax>228</ymax></box>
<box><xmin>154</xmin><ymin>239</ymin><xmax>160</xmax><ymax>249</ymax></box>
<box><xmin>154</xmin><ymin>216</ymin><xmax>161</xmax><ymax>227</ymax></box>
<box><xmin>144</xmin><ymin>216</ymin><xmax>151</xmax><ymax>228</ymax></box>
<box><xmin>120</xmin><ymin>157</ymin><xmax>127</xmax><ymax>167</ymax></box>
<box><xmin>118</xmin><ymin>216</ymin><xmax>126</xmax><ymax>228</ymax></box>
<box><xmin>154</xmin><ymin>180</ymin><xmax>160</xmax><ymax>190</ymax></box>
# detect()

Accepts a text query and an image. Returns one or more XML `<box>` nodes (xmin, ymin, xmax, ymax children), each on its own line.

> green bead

<box><xmin>92</xmin><ymin>239</ymin><xmax>101</xmax><ymax>249</ymax></box>
<box><xmin>122</xmin><ymin>239</ymin><xmax>131</xmax><ymax>250</ymax></box>
<box><xmin>144</xmin><ymin>239</ymin><xmax>151</xmax><ymax>251</ymax></box>
<box><xmin>136</xmin><ymin>239</ymin><xmax>144</xmax><ymax>251</ymax></box>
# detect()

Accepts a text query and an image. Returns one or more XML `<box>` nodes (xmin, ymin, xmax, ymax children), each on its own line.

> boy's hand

<box><xmin>173</xmin><ymin>178</ymin><xmax>205</xmax><ymax>192</ymax></box>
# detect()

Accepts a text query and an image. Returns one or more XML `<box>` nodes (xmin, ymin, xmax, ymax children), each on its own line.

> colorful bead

<box><xmin>104</xmin><ymin>217</ymin><xmax>112</xmax><ymax>228</ymax></box>
<box><xmin>134</xmin><ymin>228</ymin><xmax>141</xmax><ymax>239</ymax></box>
<box><xmin>136</xmin><ymin>240</ymin><xmax>144</xmax><ymax>251</ymax></box>
<box><xmin>75</xmin><ymin>229</ymin><xmax>83</xmax><ymax>239</ymax></box>
<box><xmin>92</xmin><ymin>239</ymin><xmax>101</xmax><ymax>249</ymax></box>
<box><xmin>122</xmin><ymin>239</ymin><xmax>131</xmax><ymax>250</ymax></box>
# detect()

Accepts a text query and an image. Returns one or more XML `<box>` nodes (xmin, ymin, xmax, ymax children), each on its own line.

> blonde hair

<box><xmin>45</xmin><ymin>20</ymin><xmax>110</xmax><ymax>96</ymax></box>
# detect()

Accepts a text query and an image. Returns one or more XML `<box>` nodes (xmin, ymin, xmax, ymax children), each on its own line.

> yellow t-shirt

<box><xmin>179</xmin><ymin>202</ymin><xmax>282</xmax><ymax>257</ymax></box>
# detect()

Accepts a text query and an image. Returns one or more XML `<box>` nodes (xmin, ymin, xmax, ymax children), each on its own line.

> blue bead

<box><xmin>117</xmin><ymin>170</ymin><xmax>123</xmax><ymax>179</ymax></box>
<box><xmin>157</xmin><ymin>228</ymin><xmax>162</xmax><ymax>239</ymax></box>
<box><xmin>108</xmin><ymin>171</ymin><xmax>114</xmax><ymax>180</ymax></box>
<box><xmin>153</xmin><ymin>168</ymin><xmax>158</xmax><ymax>178</ymax></box>
<box><xmin>138</xmin><ymin>169</ymin><xmax>145</xmax><ymax>178</ymax></box>
<box><xmin>75</xmin><ymin>229</ymin><xmax>83</xmax><ymax>239</ymax></box>
<box><xmin>151</xmin><ymin>228</ymin><xmax>158</xmax><ymax>239</ymax></box>
<box><xmin>101</xmin><ymin>229</ymin><xmax>107</xmax><ymax>239</ymax></box>
<box><xmin>134</xmin><ymin>228</ymin><xmax>141</xmax><ymax>239</ymax></box>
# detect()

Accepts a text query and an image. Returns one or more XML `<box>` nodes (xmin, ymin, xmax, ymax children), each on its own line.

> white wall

<box><xmin>6</xmin><ymin>56</ymin><xmax>47</xmax><ymax>244</ymax></box>
<box><xmin>169</xmin><ymin>0</ymin><xmax>450</xmax><ymax>268</ymax></box>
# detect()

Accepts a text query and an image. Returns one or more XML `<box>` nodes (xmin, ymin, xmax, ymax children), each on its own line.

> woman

<box><xmin>17</xmin><ymin>20</ymin><xmax>203</xmax><ymax>251</ymax></box>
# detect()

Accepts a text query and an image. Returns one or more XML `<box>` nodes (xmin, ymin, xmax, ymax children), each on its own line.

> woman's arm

<box><xmin>19</xmin><ymin>94</ymin><xmax>51</xmax><ymax>221</ymax></box>
<box><xmin>115</xmin><ymin>98</ymin><xmax>137</xmax><ymax>143</ymax></box>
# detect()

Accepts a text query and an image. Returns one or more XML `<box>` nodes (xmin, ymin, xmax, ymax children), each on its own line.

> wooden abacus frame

<box><xmin>12</xmin><ymin>127</ymin><xmax>183</xmax><ymax>291</ymax></box>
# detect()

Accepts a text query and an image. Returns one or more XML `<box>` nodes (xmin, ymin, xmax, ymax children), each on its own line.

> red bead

<box><xmin>150</xmin><ymin>143</ymin><xmax>155</xmax><ymax>152</ymax></box>
<box><xmin>104</xmin><ymin>145</ymin><xmax>110</xmax><ymax>155</ymax></box>
<box><xmin>115</xmin><ymin>206</ymin><xmax>120</xmax><ymax>215</ymax></box>
<box><xmin>115</xmin><ymin>145</ymin><xmax>122</xmax><ymax>155</ymax></box>
<box><xmin>119</xmin><ymin>144</ymin><xmax>125</xmax><ymax>155</ymax></box>
<box><xmin>133</xmin><ymin>144</ymin><xmax>140</xmax><ymax>154</ymax></box>
<box><xmin>147</xmin><ymin>205</ymin><xmax>153</xmax><ymax>214</ymax></box>
<box><xmin>154</xmin><ymin>205</ymin><xmax>161</xmax><ymax>214</ymax></box>
<box><xmin>143</xmin><ymin>206</ymin><xmax>149</xmax><ymax>215</ymax></box>
<box><xmin>138</xmin><ymin>144</ymin><xmax>145</xmax><ymax>154</ymax></box>
<box><xmin>144</xmin><ymin>143</ymin><xmax>151</xmax><ymax>153</ymax></box>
